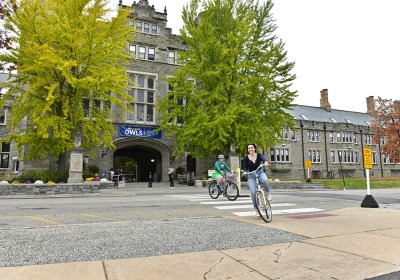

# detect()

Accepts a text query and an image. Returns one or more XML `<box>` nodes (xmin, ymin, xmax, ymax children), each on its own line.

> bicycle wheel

<box><xmin>256</xmin><ymin>190</ymin><xmax>272</xmax><ymax>223</ymax></box>
<box><xmin>208</xmin><ymin>181</ymin><xmax>220</xmax><ymax>199</ymax></box>
<box><xmin>225</xmin><ymin>182</ymin><xmax>239</xmax><ymax>201</ymax></box>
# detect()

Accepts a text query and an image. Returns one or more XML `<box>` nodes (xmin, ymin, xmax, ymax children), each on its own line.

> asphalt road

<box><xmin>1</xmin><ymin>185</ymin><xmax>399</xmax><ymax>268</ymax></box>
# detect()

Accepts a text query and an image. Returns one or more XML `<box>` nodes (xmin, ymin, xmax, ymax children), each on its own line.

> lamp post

<box><xmin>299</xmin><ymin>120</ymin><xmax>306</xmax><ymax>179</ymax></box>
<box><xmin>338</xmin><ymin>151</ymin><xmax>345</xmax><ymax>187</ymax></box>
<box><xmin>148</xmin><ymin>159</ymin><xmax>155</xmax><ymax>188</ymax></box>
<box><xmin>323</xmin><ymin>122</ymin><xmax>329</xmax><ymax>177</ymax></box>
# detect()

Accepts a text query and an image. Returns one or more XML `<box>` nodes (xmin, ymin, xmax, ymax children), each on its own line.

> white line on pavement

<box><xmin>215</xmin><ymin>203</ymin><xmax>295</xmax><ymax>209</ymax></box>
<box><xmin>233</xmin><ymin>208</ymin><xmax>324</xmax><ymax>216</ymax></box>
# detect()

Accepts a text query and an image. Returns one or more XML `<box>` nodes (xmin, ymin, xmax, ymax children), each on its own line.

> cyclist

<box><xmin>242</xmin><ymin>143</ymin><xmax>272</xmax><ymax>214</ymax></box>
<box><xmin>211</xmin><ymin>154</ymin><xmax>231</xmax><ymax>188</ymax></box>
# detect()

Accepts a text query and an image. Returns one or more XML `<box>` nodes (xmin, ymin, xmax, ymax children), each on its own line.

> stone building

<box><xmin>267</xmin><ymin>90</ymin><xmax>400</xmax><ymax>180</ymax></box>
<box><xmin>0</xmin><ymin>1</ymin><xmax>399</xmax><ymax>181</ymax></box>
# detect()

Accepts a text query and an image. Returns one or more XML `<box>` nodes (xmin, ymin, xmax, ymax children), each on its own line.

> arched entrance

<box><xmin>112</xmin><ymin>138</ymin><xmax>171</xmax><ymax>182</ymax></box>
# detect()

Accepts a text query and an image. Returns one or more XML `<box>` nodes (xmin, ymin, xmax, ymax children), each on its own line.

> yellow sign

<box><xmin>363</xmin><ymin>147</ymin><xmax>372</xmax><ymax>169</ymax></box>
<box><xmin>305</xmin><ymin>160</ymin><xmax>312</xmax><ymax>169</ymax></box>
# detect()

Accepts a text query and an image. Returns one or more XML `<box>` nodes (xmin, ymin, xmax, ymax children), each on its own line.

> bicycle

<box><xmin>244</xmin><ymin>165</ymin><xmax>272</xmax><ymax>223</ymax></box>
<box><xmin>208</xmin><ymin>172</ymin><xmax>239</xmax><ymax>201</ymax></box>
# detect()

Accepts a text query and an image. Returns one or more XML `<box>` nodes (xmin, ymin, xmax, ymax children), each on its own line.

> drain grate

<box><xmin>287</xmin><ymin>213</ymin><xmax>337</xmax><ymax>219</ymax></box>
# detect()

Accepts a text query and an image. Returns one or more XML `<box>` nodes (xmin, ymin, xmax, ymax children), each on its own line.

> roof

<box><xmin>286</xmin><ymin>105</ymin><xmax>374</xmax><ymax>126</ymax></box>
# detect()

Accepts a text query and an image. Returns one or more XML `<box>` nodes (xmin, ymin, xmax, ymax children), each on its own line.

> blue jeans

<box><xmin>247</xmin><ymin>170</ymin><xmax>271</xmax><ymax>208</ymax></box>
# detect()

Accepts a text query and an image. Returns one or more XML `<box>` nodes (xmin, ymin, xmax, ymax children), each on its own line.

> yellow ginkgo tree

<box><xmin>0</xmin><ymin>0</ymin><xmax>135</xmax><ymax>163</ymax></box>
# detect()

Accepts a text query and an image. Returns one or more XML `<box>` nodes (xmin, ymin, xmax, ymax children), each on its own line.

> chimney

<box><xmin>394</xmin><ymin>100</ymin><xmax>400</xmax><ymax>116</ymax></box>
<box><xmin>320</xmin><ymin>89</ymin><xmax>331</xmax><ymax>111</ymax></box>
<box><xmin>366</xmin><ymin>96</ymin><xmax>375</xmax><ymax>114</ymax></box>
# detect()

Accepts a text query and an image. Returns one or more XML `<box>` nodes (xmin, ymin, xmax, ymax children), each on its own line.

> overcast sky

<box><xmin>117</xmin><ymin>0</ymin><xmax>400</xmax><ymax>113</ymax></box>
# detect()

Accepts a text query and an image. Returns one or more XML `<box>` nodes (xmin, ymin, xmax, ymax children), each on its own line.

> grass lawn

<box><xmin>312</xmin><ymin>177</ymin><xmax>400</xmax><ymax>190</ymax></box>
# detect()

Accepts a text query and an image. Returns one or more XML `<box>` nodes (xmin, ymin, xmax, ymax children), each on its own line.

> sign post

<box><xmin>305</xmin><ymin>160</ymin><xmax>312</xmax><ymax>183</ymax></box>
<box><xmin>361</xmin><ymin>147</ymin><xmax>379</xmax><ymax>208</ymax></box>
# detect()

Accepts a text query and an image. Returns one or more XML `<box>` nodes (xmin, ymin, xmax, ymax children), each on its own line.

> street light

<box><xmin>338</xmin><ymin>151</ymin><xmax>345</xmax><ymax>187</ymax></box>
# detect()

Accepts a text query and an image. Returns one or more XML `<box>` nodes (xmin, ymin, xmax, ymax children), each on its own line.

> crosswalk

<box><xmin>166</xmin><ymin>194</ymin><xmax>324</xmax><ymax>217</ymax></box>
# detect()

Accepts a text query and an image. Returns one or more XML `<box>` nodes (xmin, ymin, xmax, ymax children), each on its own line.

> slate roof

<box><xmin>285</xmin><ymin>105</ymin><xmax>374</xmax><ymax>127</ymax></box>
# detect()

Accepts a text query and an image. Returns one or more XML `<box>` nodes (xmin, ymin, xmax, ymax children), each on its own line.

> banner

<box><xmin>118</xmin><ymin>126</ymin><xmax>162</xmax><ymax>138</ymax></box>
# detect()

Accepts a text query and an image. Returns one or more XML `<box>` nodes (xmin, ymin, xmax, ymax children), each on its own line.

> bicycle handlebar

<box><xmin>242</xmin><ymin>164</ymin><xmax>265</xmax><ymax>175</ymax></box>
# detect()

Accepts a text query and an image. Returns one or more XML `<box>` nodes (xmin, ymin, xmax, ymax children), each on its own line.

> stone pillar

<box><xmin>228</xmin><ymin>153</ymin><xmax>240</xmax><ymax>171</ymax></box>
<box><xmin>67</xmin><ymin>149</ymin><xmax>84</xmax><ymax>183</ymax></box>
<box><xmin>228</xmin><ymin>153</ymin><xmax>241</xmax><ymax>188</ymax></box>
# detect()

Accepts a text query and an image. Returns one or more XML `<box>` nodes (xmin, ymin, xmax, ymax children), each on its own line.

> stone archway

<box><xmin>112</xmin><ymin>138</ymin><xmax>171</xmax><ymax>182</ymax></box>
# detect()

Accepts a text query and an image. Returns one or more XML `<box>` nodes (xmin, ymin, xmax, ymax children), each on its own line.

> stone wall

<box><xmin>0</xmin><ymin>181</ymin><xmax>115</xmax><ymax>195</ymax></box>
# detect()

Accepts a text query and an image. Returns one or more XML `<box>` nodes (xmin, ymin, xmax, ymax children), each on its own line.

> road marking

<box><xmin>80</xmin><ymin>214</ymin><xmax>121</xmax><ymax>222</ymax></box>
<box><xmin>24</xmin><ymin>216</ymin><xmax>64</xmax><ymax>226</ymax></box>
<box><xmin>233</xmin><ymin>208</ymin><xmax>324</xmax><ymax>216</ymax></box>
<box><xmin>215</xmin><ymin>203</ymin><xmax>295</xmax><ymax>210</ymax></box>
<box><xmin>200</xmin><ymin>199</ymin><xmax>252</xmax><ymax>204</ymax></box>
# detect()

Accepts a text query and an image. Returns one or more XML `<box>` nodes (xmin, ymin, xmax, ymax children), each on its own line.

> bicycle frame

<box><xmin>208</xmin><ymin>172</ymin><xmax>239</xmax><ymax>201</ymax></box>
<box><xmin>245</xmin><ymin>165</ymin><xmax>272</xmax><ymax>223</ymax></box>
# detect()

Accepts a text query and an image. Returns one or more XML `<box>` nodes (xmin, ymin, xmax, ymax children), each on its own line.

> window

<box><xmin>336</xmin><ymin>132</ymin><xmax>342</xmax><ymax>142</ymax></box>
<box><xmin>270</xmin><ymin>148</ymin><xmax>290</xmax><ymax>162</ymax></box>
<box><xmin>330</xmin><ymin>151</ymin><xmax>336</xmax><ymax>163</ymax></box>
<box><xmin>290</xmin><ymin>130</ymin><xmax>296</xmax><ymax>141</ymax></box>
<box><xmin>307</xmin><ymin>130</ymin><xmax>320</xmax><ymax>142</ymax></box>
<box><xmin>83</xmin><ymin>98</ymin><xmax>110</xmax><ymax>119</ymax></box>
<box><xmin>365</xmin><ymin>135</ymin><xmax>373</xmax><ymax>145</ymax></box>
<box><xmin>127</xmin><ymin>73</ymin><xmax>156</xmax><ymax>124</ymax></box>
<box><xmin>308</xmin><ymin>150</ymin><xmax>321</xmax><ymax>163</ymax></box>
<box><xmin>151</xmin><ymin>24</ymin><xmax>158</xmax><ymax>35</ymax></box>
<box><xmin>281</xmin><ymin>128</ymin><xmax>289</xmax><ymax>139</ymax></box>
<box><xmin>129</xmin><ymin>44</ymin><xmax>136</xmax><ymax>55</ymax></box>
<box><xmin>168</xmin><ymin>51</ymin><xmax>176</xmax><ymax>64</ymax></box>
<box><xmin>136</xmin><ymin>21</ymin><xmax>142</xmax><ymax>31</ymax></box>
<box><xmin>342</xmin><ymin>132</ymin><xmax>353</xmax><ymax>143</ymax></box>
<box><xmin>130</xmin><ymin>44</ymin><xmax>156</xmax><ymax>61</ymax></box>
<box><xmin>148</xmin><ymin>47</ymin><xmax>155</xmax><ymax>61</ymax></box>
<box><xmin>329</xmin><ymin>117</ymin><xmax>337</xmax><ymax>123</ymax></box>
<box><xmin>332</xmin><ymin>150</ymin><xmax>359</xmax><ymax>164</ymax></box>
<box><xmin>372</xmin><ymin>152</ymin><xmax>377</xmax><ymax>164</ymax></box>
<box><xmin>0</xmin><ymin>109</ymin><xmax>6</xmax><ymax>125</ymax></box>
<box><xmin>166</xmin><ymin>82</ymin><xmax>185</xmax><ymax>125</ymax></box>
<box><xmin>329</xmin><ymin>132</ymin><xmax>334</xmax><ymax>142</ymax></box>
<box><xmin>138</xmin><ymin>46</ymin><xmax>146</xmax><ymax>59</ymax></box>
<box><xmin>0</xmin><ymin>142</ymin><xmax>10</xmax><ymax>168</ymax></box>
<box><xmin>0</xmin><ymin>87</ymin><xmax>7</xmax><ymax>98</ymax></box>
<box><xmin>143</xmin><ymin>23</ymin><xmax>150</xmax><ymax>33</ymax></box>
<box><xmin>132</xmin><ymin>20</ymin><xmax>158</xmax><ymax>35</ymax></box>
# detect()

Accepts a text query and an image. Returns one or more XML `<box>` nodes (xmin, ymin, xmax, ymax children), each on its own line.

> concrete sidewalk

<box><xmin>1</xmin><ymin>206</ymin><xmax>400</xmax><ymax>280</ymax></box>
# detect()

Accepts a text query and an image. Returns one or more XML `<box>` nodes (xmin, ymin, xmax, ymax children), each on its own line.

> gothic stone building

<box><xmin>0</xmin><ymin>1</ymin><xmax>399</xmax><ymax>181</ymax></box>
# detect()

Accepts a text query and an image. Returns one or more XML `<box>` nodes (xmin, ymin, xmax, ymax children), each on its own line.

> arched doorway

<box><xmin>112</xmin><ymin>138</ymin><xmax>171</xmax><ymax>182</ymax></box>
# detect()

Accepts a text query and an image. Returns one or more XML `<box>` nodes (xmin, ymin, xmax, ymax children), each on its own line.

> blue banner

<box><xmin>118</xmin><ymin>126</ymin><xmax>162</xmax><ymax>138</ymax></box>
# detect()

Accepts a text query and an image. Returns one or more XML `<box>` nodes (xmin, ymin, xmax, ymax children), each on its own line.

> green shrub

<box><xmin>176</xmin><ymin>166</ymin><xmax>185</xmax><ymax>175</ymax></box>
<box><xmin>87</xmin><ymin>164</ymin><xmax>100</xmax><ymax>175</ymax></box>
<box><xmin>11</xmin><ymin>170</ymin><xmax>69</xmax><ymax>183</ymax></box>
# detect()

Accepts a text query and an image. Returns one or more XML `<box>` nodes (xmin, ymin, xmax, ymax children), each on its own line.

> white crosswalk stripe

<box><xmin>166</xmin><ymin>194</ymin><xmax>324</xmax><ymax>217</ymax></box>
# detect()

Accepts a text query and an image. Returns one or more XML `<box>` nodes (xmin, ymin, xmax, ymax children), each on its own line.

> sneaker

<box><xmin>170</xmin><ymin>187</ymin><xmax>174</xmax><ymax>189</ymax></box>
<box><xmin>266</xmin><ymin>193</ymin><xmax>272</xmax><ymax>201</ymax></box>
<box><xmin>255</xmin><ymin>209</ymin><xmax>259</xmax><ymax>216</ymax></box>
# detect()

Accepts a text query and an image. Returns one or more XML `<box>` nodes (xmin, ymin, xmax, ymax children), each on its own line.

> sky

<box><xmin>116</xmin><ymin>0</ymin><xmax>400</xmax><ymax>113</ymax></box>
